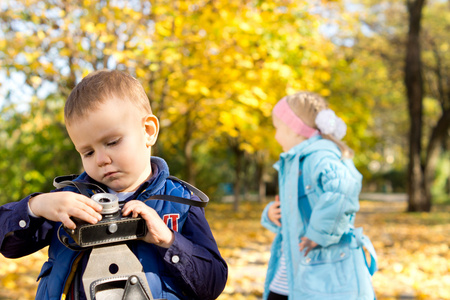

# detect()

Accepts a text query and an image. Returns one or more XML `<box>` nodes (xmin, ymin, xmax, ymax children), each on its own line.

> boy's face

<box><xmin>273</xmin><ymin>115</ymin><xmax>306</xmax><ymax>152</ymax></box>
<box><xmin>66</xmin><ymin>97</ymin><xmax>159</xmax><ymax>192</ymax></box>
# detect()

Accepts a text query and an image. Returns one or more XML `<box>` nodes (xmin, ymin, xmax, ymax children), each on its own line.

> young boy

<box><xmin>0</xmin><ymin>70</ymin><xmax>228</xmax><ymax>300</ymax></box>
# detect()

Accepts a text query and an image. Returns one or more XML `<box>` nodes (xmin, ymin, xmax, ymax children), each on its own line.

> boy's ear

<box><xmin>143</xmin><ymin>114</ymin><xmax>159</xmax><ymax>147</ymax></box>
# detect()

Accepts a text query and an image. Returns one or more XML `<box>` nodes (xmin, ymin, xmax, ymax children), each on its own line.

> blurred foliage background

<box><xmin>0</xmin><ymin>0</ymin><xmax>448</xmax><ymax>207</ymax></box>
<box><xmin>0</xmin><ymin>1</ymin><xmax>449</xmax><ymax>299</ymax></box>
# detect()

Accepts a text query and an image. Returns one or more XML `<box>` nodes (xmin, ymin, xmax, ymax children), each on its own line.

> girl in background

<box><xmin>261</xmin><ymin>91</ymin><xmax>377</xmax><ymax>300</ymax></box>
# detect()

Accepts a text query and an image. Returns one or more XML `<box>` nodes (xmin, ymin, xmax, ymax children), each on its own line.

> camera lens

<box><xmin>91</xmin><ymin>193</ymin><xmax>119</xmax><ymax>214</ymax></box>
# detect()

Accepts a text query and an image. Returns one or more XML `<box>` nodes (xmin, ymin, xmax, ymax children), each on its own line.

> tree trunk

<box><xmin>405</xmin><ymin>0</ymin><xmax>429</xmax><ymax>212</ymax></box>
<box><xmin>183</xmin><ymin>111</ymin><xmax>196</xmax><ymax>185</ymax></box>
<box><xmin>242</xmin><ymin>156</ymin><xmax>250</xmax><ymax>199</ymax></box>
<box><xmin>232</xmin><ymin>143</ymin><xmax>243</xmax><ymax>212</ymax></box>
<box><xmin>256</xmin><ymin>158</ymin><xmax>266</xmax><ymax>203</ymax></box>
<box><xmin>184</xmin><ymin>139</ymin><xmax>196</xmax><ymax>185</ymax></box>
<box><xmin>423</xmin><ymin>109</ymin><xmax>450</xmax><ymax>205</ymax></box>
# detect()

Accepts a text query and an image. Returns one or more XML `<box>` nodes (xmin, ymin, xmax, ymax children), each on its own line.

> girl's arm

<box><xmin>261</xmin><ymin>200</ymin><xmax>282</xmax><ymax>233</ymax></box>
<box><xmin>304</xmin><ymin>157</ymin><xmax>361</xmax><ymax>247</ymax></box>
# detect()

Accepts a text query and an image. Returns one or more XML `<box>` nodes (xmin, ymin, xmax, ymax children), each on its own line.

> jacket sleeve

<box><xmin>261</xmin><ymin>201</ymin><xmax>281</xmax><ymax>233</ymax></box>
<box><xmin>304</xmin><ymin>156</ymin><xmax>361</xmax><ymax>247</ymax></box>
<box><xmin>158</xmin><ymin>204</ymin><xmax>228</xmax><ymax>300</ymax></box>
<box><xmin>0</xmin><ymin>194</ymin><xmax>55</xmax><ymax>258</ymax></box>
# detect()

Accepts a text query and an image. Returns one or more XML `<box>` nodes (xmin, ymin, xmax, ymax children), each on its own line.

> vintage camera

<box><xmin>63</xmin><ymin>193</ymin><xmax>147</xmax><ymax>248</ymax></box>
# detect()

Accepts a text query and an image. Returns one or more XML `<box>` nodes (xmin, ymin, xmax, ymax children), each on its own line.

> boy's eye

<box><xmin>107</xmin><ymin>139</ymin><xmax>120</xmax><ymax>146</ymax></box>
<box><xmin>84</xmin><ymin>151</ymin><xmax>94</xmax><ymax>157</ymax></box>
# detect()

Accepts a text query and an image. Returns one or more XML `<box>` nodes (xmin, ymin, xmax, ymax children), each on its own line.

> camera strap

<box><xmin>54</xmin><ymin>175</ymin><xmax>107</xmax><ymax>197</ymax></box>
<box><xmin>144</xmin><ymin>176</ymin><xmax>209</xmax><ymax>207</ymax></box>
<box><xmin>53</xmin><ymin>175</ymin><xmax>209</xmax><ymax>207</ymax></box>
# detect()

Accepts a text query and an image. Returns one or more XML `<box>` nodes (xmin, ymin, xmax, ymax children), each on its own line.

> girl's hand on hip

<box><xmin>299</xmin><ymin>237</ymin><xmax>318</xmax><ymax>256</ymax></box>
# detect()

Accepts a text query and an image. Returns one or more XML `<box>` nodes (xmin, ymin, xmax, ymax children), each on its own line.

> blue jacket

<box><xmin>261</xmin><ymin>136</ymin><xmax>377</xmax><ymax>299</ymax></box>
<box><xmin>0</xmin><ymin>157</ymin><xmax>227</xmax><ymax>300</ymax></box>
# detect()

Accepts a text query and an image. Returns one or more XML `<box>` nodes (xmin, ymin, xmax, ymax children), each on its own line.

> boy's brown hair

<box><xmin>64</xmin><ymin>69</ymin><xmax>152</xmax><ymax>124</ymax></box>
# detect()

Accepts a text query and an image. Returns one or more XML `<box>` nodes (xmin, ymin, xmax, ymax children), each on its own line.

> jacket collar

<box><xmin>136</xmin><ymin>156</ymin><xmax>170</xmax><ymax>197</ymax></box>
<box><xmin>74</xmin><ymin>156</ymin><xmax>170</xmax><ymax>198</ymax></box>
<box><xmin>274</xmin><ymin>135</ymin><xmax>341</xmax><ymax>170</ymax></box>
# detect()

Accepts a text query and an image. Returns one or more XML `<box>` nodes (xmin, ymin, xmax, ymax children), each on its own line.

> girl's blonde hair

<box><xmin>284</xmin><ymin>91</ymin><xmax>354</xmax><ymax>158</ymax></box>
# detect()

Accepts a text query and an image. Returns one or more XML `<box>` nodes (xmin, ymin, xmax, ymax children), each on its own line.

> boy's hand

<box><xmin>122</xmin><ymin>200</ymin><xmax>174</xmax><ymax>248</ymax></box>
<box><xmin>268</xmin><ymin>195</ymin><xmax>281</xmax><ymax>227</ymax></box>
<box><xmin>28</xmin><ymin>192</ymin><xmax>103</xmax><ymax>230</ymax></box>
<box><xmin>299</xmin><ymin>237</ymin><xmax>319</xmax><ymax>256</ymax></box>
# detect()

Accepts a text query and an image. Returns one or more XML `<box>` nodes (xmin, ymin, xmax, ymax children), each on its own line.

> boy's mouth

<box><xmin>104</xmin><ymin>171</ymin><xmax>118</xmax><ymax>178</ymax></box>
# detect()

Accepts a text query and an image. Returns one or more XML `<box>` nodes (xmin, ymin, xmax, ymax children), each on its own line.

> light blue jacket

<box><xmin>261</xmin><ymin>136</ymin><xmax>377</xmax><ymax>299</ymax></box>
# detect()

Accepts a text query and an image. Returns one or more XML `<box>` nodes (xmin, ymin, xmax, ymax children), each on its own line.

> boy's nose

<box><xmin>96</xmin><ymin>151</ymin><xmax>111</xmax><ymax>166</ymax></box>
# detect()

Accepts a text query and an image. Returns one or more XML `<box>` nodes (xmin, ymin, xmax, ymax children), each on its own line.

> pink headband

<box><xmin>273</xmin><ymin>98</ymin><xmax>318</xmax><ymax>138</ymax></box>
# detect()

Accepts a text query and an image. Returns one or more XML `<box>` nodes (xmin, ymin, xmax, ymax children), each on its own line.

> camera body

<box><xmin>64</xmin><ymin>193</ymin><xmax>147</xmax><ymax>248</ymax></box>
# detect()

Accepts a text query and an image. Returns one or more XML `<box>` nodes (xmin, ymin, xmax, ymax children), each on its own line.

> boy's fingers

<box><xmin>77</xmin><ymin>204</ymin><xmax>103</xmax><ymax>221</ymax></box>
<box><xmin>60</xmin><ymin>215</ymin><xmax>76</xmax><ymax>230</ymax></box>
<box><xmin>121</xmin><ymin>203</ymin><xmax>135</xmax><ymax>216</ymax></box>
<box><xmin>75</xmin><ymin>195</ymin><xmax>104</xmax><ymax>217</ymax></box>
<box><xmin>78</xmin><ymin>195</ymin><xmax>103</xmax><ymax>211</ymax></box>
<box><xmin>132</xmin><ymin>208</ymin><xmax>141</xmax><ymax>218</ymax></box>
<box><xmin>67</xmin><ymin>206</ymin><xmax>101</xmax><ymax>224</ymax></box>
<box><xmin>122</xmin><ymin>202</ymin><xmax>146</xmax><ymax>218</ymax></box>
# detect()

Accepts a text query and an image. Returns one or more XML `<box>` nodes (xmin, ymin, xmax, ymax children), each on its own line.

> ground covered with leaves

<box><xmin>0</xmin><ymin>199</ymin><xmax>449</xmax><ymax>299</ymax></box>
